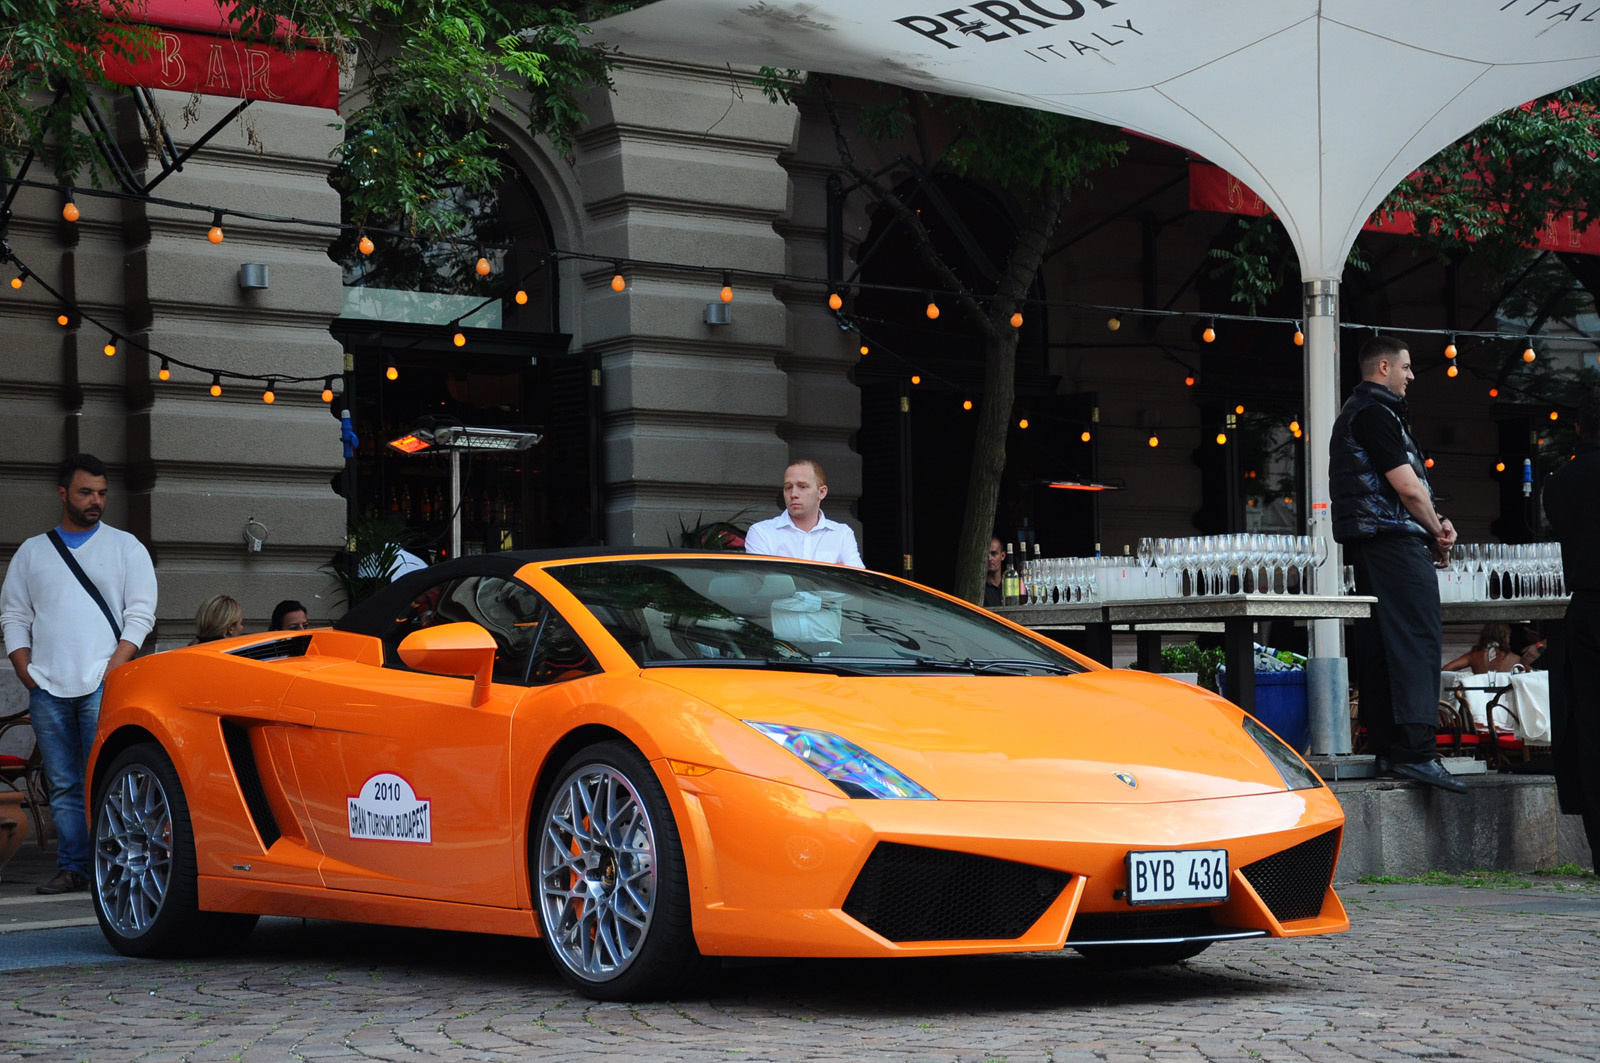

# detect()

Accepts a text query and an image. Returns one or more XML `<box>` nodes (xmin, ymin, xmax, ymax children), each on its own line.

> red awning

<box><xmin>99</xmin><ymin>0</ymin><xmax>338</xmax><ymax>112</ymax></box>
<box><xmin>1189</xmin><ymin>160</ymin><xmax>1600</xmax><ymax>257</ymax></box>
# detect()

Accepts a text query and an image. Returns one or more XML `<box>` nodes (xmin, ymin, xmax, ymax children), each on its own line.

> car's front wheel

<box><xmin>91</xmin><ymin>742</ymin><xmax>257</xmax><ymax>956</ymax></box>
<box><xmin>533</xmin><ymin>741</ymin><xmax>709</xmax><ymax>1000</ymax></box>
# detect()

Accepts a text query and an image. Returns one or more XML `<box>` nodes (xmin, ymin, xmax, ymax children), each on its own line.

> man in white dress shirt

<box><xmin>743</xmin><ymin>459</ymin><xmax>863</xmax><ymax>567</ymax></box>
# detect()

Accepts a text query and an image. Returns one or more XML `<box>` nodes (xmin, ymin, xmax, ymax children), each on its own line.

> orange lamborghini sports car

<box><xmin>87</xmin><ymin>550</ymin><xmax>1346</xmax><ymax>1000</ymax></box>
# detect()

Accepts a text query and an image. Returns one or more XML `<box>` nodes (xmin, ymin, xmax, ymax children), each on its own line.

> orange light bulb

<box><xmin>1550</xmin><ymin>410</ymin><xmax>1559</xmax><ymax>421</ymax></box>
<box><xmin>475</xmin><ymin>257</ymin><xmax>491</xmax><ymax>277</ymax></box>
<box><xmin>1080</xmin><ymin>431</ymin><xmax>1092</xmax><ymax>443</ymax></box>
<box><xmin>1523</xmin><ymin>347</ymin><xmax>1536</xmax><ymax>362</ymax></box>
<box><xmin>1294</xmin><ymin>329</ymin><xmax>1304</xmax><ymax>346</ymax></box>
<box><xmin>1234</xmin><ymin>404</ymin><xmax>1244</xmax><ymax>415</ymax></box>
<box><xmin>926</xmin><ymin>301</ymin><xmax>940</xmax><ymax>320</ymax></box>
<box><xmin>1216</xmin><ymin>432</ymin><xmax>1228</xmax><ymax>445</ymax></box>
<box><xmin>1289</xmin><ymin>420</ymin><xmax>1301</xmax><ymax>433</ymax></box>
<box><xmin>1447</xmin><ymin>364</ymin><xmax>1459</xmax><ymax>377</ymax></box>
<box><xmin>1202</xmin><ymin>326</ymin><xmax>1216</xmax><ymax>343</ymax></box>
<box><xmin>1184</xmin><ymin>375</ymin><xmax>1195</xmax><ymax>387</ymax></box>
<box><xmin>612</xmin><ymin>273</ymin><xmax>626</xmax><ymax>292</ymax></box>
<box><xmin>1107</xmin><ymin>316</ymin><xmax>1121</xmax><ymax>331</ymax></box>
<box><xmin>910</xmin><ymin>375</ymin><xmax>921</xmax><ymax>385</ymax></box>
<box><xmin>62</xmin><ymin>201</ymin><xmax>80</xmax><ymax>223</ymax></box>
<box><xmin>210</xmin><ymin>382</ymin><xmax>222</xmax><ymax>397</ymax></box>
<box><xmin>1489</xmin><ymin>387</ymin><xmax>1500</xmax><ymax>398</ymax></box>
<box><xmin>57</xmin><ymin>314</ymin><xmax>69</xmax><ymax>327</ymax></box>
<box><xmin>1495</xmin><ymin>461</ymin><xmax>1506</xmax><ymax>472</ymax></box>
<box><xmin>386</xmin><ymin>365</ymin><xmax>398</xmax><ymax>381</ymax></box>
<box><xmin>1444</xmin><ymin>343</ymin><xmax>1457</xmax><ymax>359</ymax></box>
<box><xmin>321</xmin><ymin>386</ymin><xmax>334</xmax><ymax>402</ymax></box>
<box><xmin>9</xmin><ymin>276</ymin><xmax>21</xmax><ymax>289</ymax></box>
<box><xmin>262</xmin><ymin>387</ymin><xmax>275</xmax><ymax>404</ymax></box>
<box><xmin>962</xmin><ymin>400</ymin><xmax>972</xmax><ymax>410</ymax></box>
<box><xmin>828</xmin><ymin>292</ymin><xmax>843</xmax><ymax>310</ymax></box>
<box><xmin>159</xmin><ymin>366</ymin><xmax>170</xmax><ymax>381</ymax></box>
<box><xmin>103</xmin><ymin>342</ymin><xmax>116</xmax><ymax>357</ymax></box>
<box><xmin>1148</xmin><ymin>435</ymin><xmax>1159</xmax><ymax>448</ymax></box>
<box><xmin>454</xmin><ymin>331</ymin><xmax>466</xmax><ymax>347</ymax></box>
<box><xmin>859</xmin><ymin>344</ymin><xmax>869</xmax><ymax>356</ymax></box>
<box><xmin>358</xmin><ymin>235</ymin><xmax>375</xmax><ymax>255</ymax></box>
<box><xmin>207</xmin><ymin>225</ymin><xmax>224</xmax><ymax>244</ymax></box>
<box><xmin>1424</xmin><ymin>457</ymin><xmax>1435</xmax><ymax>468</ymax></box>
<box><xmin>720</xmin><ymin>285</ymin><xmax>734</xmax><ymax>303</ymax></box>
<box><xmin>1010</xmin><ymin>311</ymin><xmax>1024</xmax><ymax>328</ymax></box>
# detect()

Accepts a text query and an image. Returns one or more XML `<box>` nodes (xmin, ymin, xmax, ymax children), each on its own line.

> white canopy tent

<box><xmin>593</xmin><ymin>0</ymin><xmax>1600</xmax><ymax>751</ymax></box>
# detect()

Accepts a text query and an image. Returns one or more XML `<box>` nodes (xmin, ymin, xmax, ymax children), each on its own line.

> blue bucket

<box><xmin>1252</xmin><ymin>671</ymin><xmax>1309</xmax><ymax>752</ymax></box>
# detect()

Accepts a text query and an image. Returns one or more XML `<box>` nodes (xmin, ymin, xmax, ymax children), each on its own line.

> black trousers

<box><xmin>1348</xmin><ymin>535</ymin><xmax>1441</xmax><ymax>763</ymax></box>
<box><xmin>1550</xmin><ymin>593</ymin><xmax>1600</xmax><ymax>866</ymax></box>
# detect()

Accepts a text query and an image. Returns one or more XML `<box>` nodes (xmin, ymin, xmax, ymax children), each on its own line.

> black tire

<box><xmin>532</xmin><ymin>740</ymin><xmax>711</xmax><ymax>1000</ymax></box>
<box><xmin>1072</xmin><ymin>939</ymin><xmax>1212</xmax><ymax>967</ymax></box>
<box><xmin>91</xmin><ymin>742</ymin><xmax>257</xmax><ymax>957</ymax></box>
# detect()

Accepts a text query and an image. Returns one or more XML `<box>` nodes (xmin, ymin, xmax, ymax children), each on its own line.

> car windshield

<box><xmin>547</xmin><ymin>559</ymin><xmax>1086</xmax><ymax>676</ymax></box>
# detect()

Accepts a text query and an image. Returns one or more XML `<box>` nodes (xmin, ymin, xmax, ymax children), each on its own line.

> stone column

<box><xmin>575</xmin><ymin>59</ymin><xmax>800</xmax><ymax>546</ymax></box>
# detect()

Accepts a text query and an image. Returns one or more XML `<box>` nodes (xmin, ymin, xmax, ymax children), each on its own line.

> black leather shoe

<box><xmin>36</xmin><ymin>870</ymin><xmax>88</xmax><ymax>895</ymax></box>
<box><xmin>1390</xmin><ymin>758</ymin><xmax>1468</xmax><ymax>794</ymax></box>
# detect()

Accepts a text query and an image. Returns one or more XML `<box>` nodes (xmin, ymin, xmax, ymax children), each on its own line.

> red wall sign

<box><xmin>1189</xmin><ymin>161</ymin><xmax>1600</xmax><ymax>256</ymax></box>
<box><xmin>99</xmin><ymin>0</ymin><xmax>338</xmax><ymax>111</ymax></box>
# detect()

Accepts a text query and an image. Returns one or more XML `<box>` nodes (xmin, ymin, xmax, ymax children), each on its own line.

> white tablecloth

<box><xmin>1441</xmin><ymin>670</ymin><xmax>1551</xmax><ymax>743</ymax></box>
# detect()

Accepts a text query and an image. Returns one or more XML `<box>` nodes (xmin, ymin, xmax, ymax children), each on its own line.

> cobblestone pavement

<box><xmin>2</xmin><ymin>875</ymin><xmax>1597</xmax><ymax>1063</ymax></box>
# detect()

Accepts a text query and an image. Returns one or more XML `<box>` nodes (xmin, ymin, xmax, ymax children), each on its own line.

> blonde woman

<box><xmin>194</xmin><ymin>595</ymin><xmax>244</xmax><ymax>643</ymax></box>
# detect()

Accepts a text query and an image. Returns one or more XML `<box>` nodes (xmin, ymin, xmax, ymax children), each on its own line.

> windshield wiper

<box><xmin>908</xmin><ymin>657</ymin><xmax>1079</xmax><ymax>676</ymax></box>
<box><xmin>642</xmin><ymin>658</ymin><xmax>877</xmax><ymax>676</ymax></box>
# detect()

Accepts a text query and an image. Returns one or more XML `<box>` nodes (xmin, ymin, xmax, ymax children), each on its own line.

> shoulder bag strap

<box><xmin>45</xmin><ymin>529</ymin><xmax>123</xmax><ymax>643</ymax></box>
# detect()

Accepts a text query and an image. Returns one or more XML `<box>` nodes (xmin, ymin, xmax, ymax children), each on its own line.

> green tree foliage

<box><xmin>797</xmin><ymin>75</ymin><xmax>1125</xmax><ymax>601</ymax></box>
<box><xmin>2</xmin><ymin>1</ymin><xmax>633</xmax><ymax>234</ymax></box>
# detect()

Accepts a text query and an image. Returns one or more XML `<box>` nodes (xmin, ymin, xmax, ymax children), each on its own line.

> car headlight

<box><xmin>1242</xmin><ymin>714</ymin><xmax>1324</xmax><ymax>791</ymax></box>
<box><xmin>745</xmin><ymin>722</ymin><xmax>936</xmax><ymax>800</ymax></box>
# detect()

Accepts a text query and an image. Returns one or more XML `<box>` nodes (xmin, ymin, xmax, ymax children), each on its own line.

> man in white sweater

<box><xmin>1</xmin><ymin>454</ymin><xmax>157</xmax><ymax>894</ymax></box>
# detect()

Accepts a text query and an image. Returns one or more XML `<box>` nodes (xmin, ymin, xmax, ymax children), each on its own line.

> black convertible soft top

<box><xmin>332</xmin><ymin>547</ymin><xmax>680</xmax><ymax>637</ymax></box>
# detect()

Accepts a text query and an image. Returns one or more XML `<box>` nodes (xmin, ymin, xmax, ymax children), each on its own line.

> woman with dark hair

<box><xmin>270</xmin><ymin>600</ymin><xmax>309</xmax><ymax>631</ymax></box>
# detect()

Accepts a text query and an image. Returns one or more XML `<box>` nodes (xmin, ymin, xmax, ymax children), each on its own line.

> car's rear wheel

<box><xmin>1072</xmin><ymin>940</ymin><xmax>1212</xmax><ymax>966</ymax></box>
<box><xmin>533</xmin><ymin>741</ymin><xmax>709</xmax><ymax>1000</ymax></box>
<box><xmin>92</xmin><ymin>742</ymin><xmax>257</xmax><ymax>957</ymax></box>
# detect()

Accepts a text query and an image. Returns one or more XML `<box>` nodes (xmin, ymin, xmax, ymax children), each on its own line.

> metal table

<box><xmin>997</xmin><ymin>594</ymin><xmax>1376</xmax><ymax>712</ymax></box>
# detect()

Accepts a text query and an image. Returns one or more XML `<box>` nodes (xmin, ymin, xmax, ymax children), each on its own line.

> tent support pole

<box><xmin>1304</xmin><ymin>278</ymin><xmax>1351</xmax><ymax>755</ymax></box>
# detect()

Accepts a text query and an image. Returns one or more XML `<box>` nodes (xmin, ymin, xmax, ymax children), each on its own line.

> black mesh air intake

<box><xmin>221</xmin><ymin>720</ymin><xmax>281</xmax><ymax>849</ymax></box>
<box><xmin>842</xmin><ymin>842</ymin><xmax>1068</xmax><ymax>942</ymax></box>
<box><xmin>1066</xmin><ymin>907</ymin><xmax>1215</xmax><ymax>944</ymax></box>
<box><xmin>227</xmin><ymin>636</ymin><xmax>311</xmax><ymax>661</ymax></box>
<box><xmin>1239</xmin><ymin>829</ymin><xmax>1339</xmax><ymax>923</ymax></box>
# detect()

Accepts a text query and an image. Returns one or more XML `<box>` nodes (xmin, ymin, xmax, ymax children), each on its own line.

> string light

<box><xmin>1184</xmin><ymin>375</ymin><xmax>1195</xmax><ymax>387</ymax></box>
<box><xmin>910</xmin><ymin>374</ymin><xmax>921</xmax><ymax>385</ymax></box>
<box><xmin>207</xmin><ymin>211</ymin><xmax>224</xmax><ymax>244</ymax></box>
<box><xmin>962</xmin><ymin>399</ymin><xmax>972</xmax><ymax>410</ymax></box>
<box><xmin>1447</xmin><ymin>364</ymin><xmax>1459</xmax><ymax>377</ymax></box>
<box><xmin>1489</xmin><ymin>387</ymin><xmax>1500</xmax><ymax>398</ymax></box>
<box><xmin>1215</xmin><ymin>432</ymin><xmax>1228</xmax><ymax>445</ymax></box>
<box><xmin>858</xmin><ymin>344</ymin><xmax>869</xmax><ymax>356</ymax></box>
<box><xmin>1523</xmin><ymin>341</ymin><xmax>1536</xmax><ymax>363</ymax></box>
<box><xmin>262</xmin><ymin>379</ymin><xmax>276</xmax><ymax>404</ymax></box>
<box><xmin>56</xmin><ymin>313</ymin><xmax>69</xmax><ymax>327</ymax></box>
<box><xmin>103</xmin><ymin>335</ymin><xmax>116</xmax><ymax>357</ymax></box>
<box><xmin>475</xmin><ymin>252</ymin><xmax>491</xmax><ymax>277</ymax></box>
<box><xmin>1202</xmin><ymin>320</ymin><xmax>1216</xmax><ymax>343</ymax></box>
<box><xmin>358</xmin><ymin>234</ymin><xmax>375</xmax><ymax>255</ymax></box>
<box><xmin>1424</xmin><ymin>457</ymin><xmax>1435</xmax><ymax>468</ymax></box>
<box><xmin>612</xmin><ymin>263</ymin><xmax>627</xmax><ymax>292</ymax></box>
<box><xmin>925</xmin><ymin>292</ymin><xmax>939</xmax><ymax>320</ymax></box>
<box><xmin>1495</xmin><ymin>461</ymin><xmax>1506</xmax><ymax>472</ymax></box>
<box><xmin>210</xmin><ymin>373</ymin><xmax>222</xmax><ymax>397</ymax></box>
<box><xmin>1106</xmin><ymin>316</ymin><xmax>1120</xmax><ymax>331</ymax></box>
<box><xmin>62</xmin><ymin>194</ymin><xmax>79</xmax><ymax>223</ymax></box>
<box><xmin>1080</xmin><ymin>430</ymin><xmax>1091</xmax><ymax>443</ymax></box>
<box><xmin>321</xmin><ymin>377</ymin><xmax>335</xmax><ymax>403</ymax></box>
<box><xmin>1148</xmin><ymin>435</ymin><xmax>1160</xmax><ymax>447</ymax></box>
<box><xmin>9</xmin><ymin>269</ymin><xmax>25</xmax><ymax>289</ymax></box>
<box><xmin>828</xmin><ymin>291</ymin><xmax>843</xmax><ymax>310</ymax></box>
<box><xmin>1018</xmin><ymin>418</ymin><xmax>1029</xmax><ymax>429</ymax></box>
<box><xmin>1445</xmin><ymin>338</ymin><xmax>1457</xmax><ymax>359</ymax></box>
<box><xmin>386</xmin><ymin>358</ymin><xmax>398</xmax><ymax>381</ymax></box>
<box><xmin>1293</xmin><ymin>323</ymin><xmax>1304</xmax><ymax>346</ymax></box>
<box><xmin>1550</xmin><ymin>410</ymin><xmax>1559</xmax><ymax>421</ymax></box>
<box><xmin>720</xmin><ymin>272</ymin><xmax>733</xmax><ymax>303</ymax></box>
<box><xmin>1289</xmin><ymin>420</ymin><xmax>1301</xmax><ymax>434</ymax></box>
<box><xmin>452</xmin><ymin>330</ymin><xmax>466</xmax><ymax>347</ymax></box>
<box><xmin>514</xmin><ymin>289</ymin><xmax>528</xmax><ymax>304</ymax></box>
<box><xmin>158</xmin><ymin>357</ymin><xmax>170</xmax><ymax>381</ymax></box>
<box><xmin>1010</xmin><ymin>310</ymin><xmax>1023</xmax><ymax>328</ymax></box>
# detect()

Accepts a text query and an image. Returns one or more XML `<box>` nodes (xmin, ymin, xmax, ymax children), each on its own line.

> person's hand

<box><xmin>1430</xmin><ymin>540</ymin><xmax>1451</xmax><ymax>568</ymax></box>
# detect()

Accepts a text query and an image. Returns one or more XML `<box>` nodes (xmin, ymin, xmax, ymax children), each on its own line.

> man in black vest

<box><xmin>1330</xmin><ymin>335</ymin><xmax>1464</xmax><ymax>792</ymax></box>
<box><xmin>1542</xmin><ymin>385</ymin><xmax>1600</xmax><ymax>867</ymax></box>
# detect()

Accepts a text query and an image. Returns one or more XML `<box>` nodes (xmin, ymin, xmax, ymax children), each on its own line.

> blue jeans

<box><xmin>29</xmin><ymin>685</ymin><xmax>102</xmax><ymax>877</ymax></box>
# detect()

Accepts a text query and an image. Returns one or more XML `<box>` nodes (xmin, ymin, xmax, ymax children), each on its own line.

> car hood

<box><xmin>642</xmin><ymin>666</ymin><xmax>1296</xmax><ymax>803</ymax></box>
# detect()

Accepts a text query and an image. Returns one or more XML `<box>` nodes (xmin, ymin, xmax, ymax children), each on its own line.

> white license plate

<box><xmin>1126</xmin><ymin>849</ymin><xmax>1229</xmax><ymax>905</ymax></box>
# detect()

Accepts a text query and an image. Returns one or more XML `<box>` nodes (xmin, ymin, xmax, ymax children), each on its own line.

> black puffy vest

<box><xmin>1329</xmin><ymin>381</ymin><xmax>1432</xmax><ymax>543</ymax></box>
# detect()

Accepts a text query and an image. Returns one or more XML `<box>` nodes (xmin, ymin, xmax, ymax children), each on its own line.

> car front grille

<box><xmin>842</xmin><ymin>842</ymin><xmax>1069</xmax><ymax>942</ymax></box>
<box><xmin>1239</xmin><ymin>829</ymin><xmax>1339</xmax><ymax>923</ymax></box>
<box><xmin>1066</xmin><ymin>907</ymin><xmax>1215</xmax><ymax>943</ymax></box>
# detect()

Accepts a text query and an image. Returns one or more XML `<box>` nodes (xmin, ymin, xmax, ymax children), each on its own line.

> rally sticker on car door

<box><xmin>348</xmin><ymin>773</ymin><xmax>431</xmax><ymax>843</ymax></box>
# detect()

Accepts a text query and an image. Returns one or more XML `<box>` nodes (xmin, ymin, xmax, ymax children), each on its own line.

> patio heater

<box><xmin>387</xmin><ymin>419</ymin><xmax>543</xmax><ymax>559</ymax></box>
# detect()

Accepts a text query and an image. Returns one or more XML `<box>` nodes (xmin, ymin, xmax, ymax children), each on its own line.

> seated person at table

<box><xmin>1443</xmin><ymin>622</ymin><xmax>1524</xmax><ymax>674</ymax></box>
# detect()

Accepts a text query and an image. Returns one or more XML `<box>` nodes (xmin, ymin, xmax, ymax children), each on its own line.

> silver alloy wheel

<box><xmin>537</xmin><ymin>763</ymin><xmax>658</xmax><ymax>982</ymax></box>
<box><xmin>94</xmin><ymin>762</ymin><xmax>175</xmax><ymax>937</ymax></box>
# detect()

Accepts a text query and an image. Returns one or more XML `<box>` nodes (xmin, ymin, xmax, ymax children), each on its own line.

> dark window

<box><xmin>529</xmin><ymin>609</ymin><xmax>600</xmax><ymax>686</ymax></box>
<box><xmin>383</xmin><ymin>575</ymin><xmax>545</xmax><ymax>684</ymax></box>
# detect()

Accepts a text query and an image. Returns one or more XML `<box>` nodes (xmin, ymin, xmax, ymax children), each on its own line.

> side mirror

<box><xmin>398</xmin><ymin>622</ymin><xmax>496</xmax><ymax>706</ymax></box>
